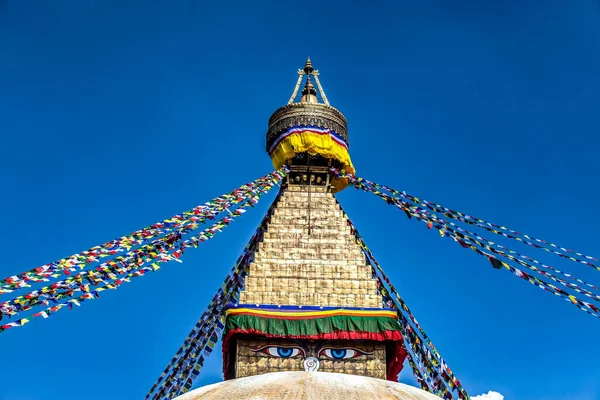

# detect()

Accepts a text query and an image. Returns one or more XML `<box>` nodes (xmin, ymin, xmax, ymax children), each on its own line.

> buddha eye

<box><xmin>251</xmin><ymin>345</ymin><xmax>305</xmax><ymax>358</ymax></box>
<box><xmin>318</xmin><ymin>347</ymin><xmax>371</xmax><ymax>360</ymax></box>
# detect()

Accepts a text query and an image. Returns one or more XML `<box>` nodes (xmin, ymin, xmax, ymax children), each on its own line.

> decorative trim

<box><xmin>266</xmin><ymin>103</ymin><xmax>348</xmax><ymax>152</ymax></box>
<box><xmin>231</xmin><ymin>304</ymin><xmax>397</xmax><ymax>312</ymax></box>
<box><xmin>226</xmin><ymin>307</ymin><xmax>398</xmax><ymax>320</ymax></box>
<box><xmin>268</xmin><ymin>125</ymin><xmax>348</xmax><ymax>155</ymax></box>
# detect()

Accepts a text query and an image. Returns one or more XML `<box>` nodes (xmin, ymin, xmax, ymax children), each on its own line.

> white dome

<box><xmin>175</xmin><ymin>371</ymin><xmax>441</xmax><ymax>400</ymax></box>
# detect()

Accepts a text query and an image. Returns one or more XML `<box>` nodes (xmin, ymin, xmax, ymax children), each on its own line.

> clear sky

<box><xmin>1</xmin><ymin>1</ymin><xmax>600</xmax><ymax>399</ymax></box>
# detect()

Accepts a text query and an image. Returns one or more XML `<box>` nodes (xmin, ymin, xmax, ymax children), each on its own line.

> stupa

<box><xmin>176</xmin><ymin>59</ymin><xmax>441</xmax><ymax>399</ymax></box>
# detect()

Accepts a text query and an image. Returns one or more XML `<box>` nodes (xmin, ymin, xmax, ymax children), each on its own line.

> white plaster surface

<box><xmin>175</xmin><ymin>371</ymin><xmax>442</xmax><ymax>400</ymax></box>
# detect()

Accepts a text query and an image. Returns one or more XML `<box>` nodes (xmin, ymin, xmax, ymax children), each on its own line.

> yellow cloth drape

<box><xmin>269</xmin><ymin>131</ymin><xmax>355</xmax><ymax>192</ymax></box>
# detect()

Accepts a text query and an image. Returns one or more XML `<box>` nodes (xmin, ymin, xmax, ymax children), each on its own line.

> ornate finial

<box><xmin>287</xmin><ymin>58</ymin><xmax>330</xmax><ymax>105</ymax></box>
<box><xmin>300</xmin><ymin>76</ymin><xmax>318</xmax><ymax>103</ymax></box>
<box><xmin>303</xmin><ymin>57</ymin><xmax>314</xmax><ymax>74</ymax></box>
<box><xmin>267</xmin><ymin>58</ymin><xmax>352</xmax><ymax>191</ymax></box>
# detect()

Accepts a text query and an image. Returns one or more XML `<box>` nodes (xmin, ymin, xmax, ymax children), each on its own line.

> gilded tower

<box><xmin>221</xmin><ymin>59</ymin><xmax>406</xmax><ymax>382</ymax></box>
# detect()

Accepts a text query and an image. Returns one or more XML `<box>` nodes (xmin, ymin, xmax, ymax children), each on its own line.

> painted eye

<box><xmin>268</xmin><ymin>347</ymin><xmax>301</xmax><ymax>358</ymax></box>
<box><xmin>322</xmin><ymin>348</ymin><xmax>355</xmax><ymax>359</ymax></box>
<box><xmin>252</xmin><ymin>346</ymin><xmax>304</xmax><ymax>358</ymax></box>
<box><xmin>319</xmin><ymin>347</ymin><xmax>371</xmax><ymax>360</ymax></box>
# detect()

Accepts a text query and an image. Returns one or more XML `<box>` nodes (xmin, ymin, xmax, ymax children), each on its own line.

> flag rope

<box><xmin>337</xmin><ymin>202</ymin><xmax>469</xmax><ymax>399</ymax></box>
<box><xmin>333</xmin><ymin>170</ymin><xmax>600</xmax><ymax>320</ymax></box>
<box><xmin>0</xmin><ymin>170</ymin><xmax>287</xmax><ymax>294</ymax></box>
<box><xmin>145</xmin><ymin>187</ymin><xmax>284</xmax><ymax>399</ymax></box>
<box><xmin>333</xmin><ymin>169</ymin><xmax>599</xmax><ymax>271</ymax></box>
<box><xmin>0</xmin><ymin>169</ymin><xmax>288</xmax><ymax>333</ymax></box>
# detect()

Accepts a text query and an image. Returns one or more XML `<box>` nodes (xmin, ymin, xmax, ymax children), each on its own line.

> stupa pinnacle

<box><xmin>266</xmin><ymin>58</ymin><xmax>354</xmax><ymax>192</ymax></box>
<box><xmin>214</xmin><ymin>59</ymin><xmax>408</xmax><ymax>384</ymax></box>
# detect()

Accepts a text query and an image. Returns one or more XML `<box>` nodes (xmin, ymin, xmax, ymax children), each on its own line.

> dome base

<box><xmin>175</xmin><ymin>371</ymin><xmax>441</xmax><ymax>400</ymax></box>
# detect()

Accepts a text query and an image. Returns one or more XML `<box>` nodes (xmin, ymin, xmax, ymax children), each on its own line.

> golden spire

<box><xmin>267</xmin><ymin>58</ymin><xmax>352</xmax><ymax>192</ymax></box>
<box><xmin>303</xmin><ymin>57</ymin><xmax>314</xmax><ymax>74</ymax></box>
<box><xmin>300</xmin><ymin>76</ymin><xmax>318</xmax><ymax>103</ymax></box>
<box><xmin>287</xmin><ymin>57</ymin><xmax>330</xmax><ymax>106</ymax></box>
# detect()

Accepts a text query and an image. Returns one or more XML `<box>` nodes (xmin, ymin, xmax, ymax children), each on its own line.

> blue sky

<box><xmin>1</xmin><ymin>1</ymin><xmax>600</xmax><ymax>399</ymax></box>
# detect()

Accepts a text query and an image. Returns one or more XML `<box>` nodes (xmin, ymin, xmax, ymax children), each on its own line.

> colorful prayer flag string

<box><xmin>161</xmin><ymin>192</ymin><xmax>283</xmax><ymax>399</ymax></box>
<box><xmin>336</xmin><ymin>171</ymin><xmax>600</xmax><ymax>320</ymax></box>
<box><xmin>0</xmin><ymin>170</ymin><xmax>288</xmax><ymax>333</ymax></box>
<box><xmin>0</xmin><ymin>230</ymin><xmax>189</xmax><ymax>321</ymax></box>
<box><xmin>372</xmin><ymin>274</ymin><xmax>451</xmax><ymax>397</ymax></box>
<box><xmin>337</xmin><ymin>200</ymin><xmax>469</xmax><ymax>400</ymax></box>
<box><xmin>363</xmin><ymin>188</ymin><xmax>600</xmax><ymax>293</ymax></box>
<box><xmin>1</xmin><ymin>204</ymin><xmax>247</xmax><ymax>333</ymax></box>
<box><xmin>145</xmin><ymin>187</ymin><xmax>284</xmax><ymax>399</ymax></box>
<box><xmin>383</xmin><ymin>195</ymin><xmax>600</xmax><ymax>305</ymax></box>
<box><xmin>0</xmin><ymin>171</ymin><xmax>284</xmax><ymax>320</ymax></box>
<box><xmin>0</xmin><ymin>169</ymin><xmax>288</xmax><ymax>294</ymax></box>
<box><xmin>406</xmin><ymin>352</ymin><xmax>431</xmax><ymax>392</ymax></box>
<box><xmin>367</xmin><ymin>183</ymin><xmax>600</xmax><ymax>316</ymax></box>
<box><xmin>333</xmin><ymin>169</ymin><xmax>600</xmax><ymax>272</ymax></box>
<box><xmin>175</xmin><ymin>194</ymin><xmax>279</xmax><ymax>396</ymax></box>
<box><xmin>173</xmin><ymin>194</ymin><xmax>280</xmax><ymax>397</ymax></box>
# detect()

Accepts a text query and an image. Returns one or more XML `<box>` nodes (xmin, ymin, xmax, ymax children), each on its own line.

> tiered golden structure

<box><xmin>266</xmin><ymin>58</ymin><xmax>354</xmax><ymax>192</ymax></box>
